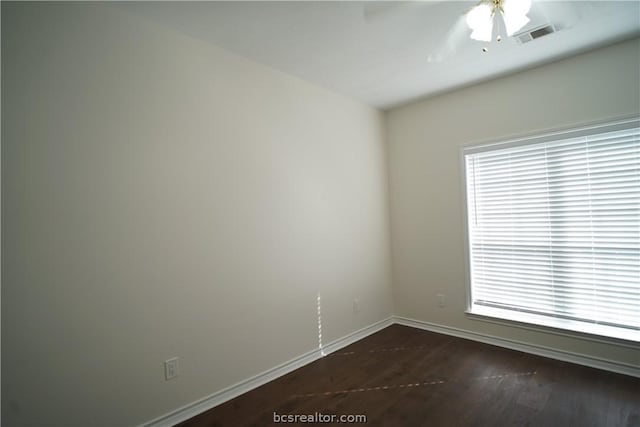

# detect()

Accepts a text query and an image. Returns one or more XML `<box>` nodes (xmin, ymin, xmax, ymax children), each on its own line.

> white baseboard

<box><xmin>141</xmin><ymin>316</ymin><xmax>394</xmax><ymax>427</ymax></box>
<box><xmin>142</xmin><ymin>314</ymin><xmax>637</xmax><ymax>426</ymax></box>
<box><xmin>393</xmin><ymin>316</ymin><xmax>640</xmax><ymax>378</ymax></box>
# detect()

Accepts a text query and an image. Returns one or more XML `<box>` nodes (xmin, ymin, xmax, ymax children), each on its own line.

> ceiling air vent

<box><xmin>514</xmin><ymin>24</ymin><xmax>556</xmax><ymax>44</ymax></box>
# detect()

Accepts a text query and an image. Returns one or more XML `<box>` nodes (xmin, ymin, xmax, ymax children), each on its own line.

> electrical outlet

<box><xmin>165</xmin><ymin>357</ymin><xmax>179</xmax><ymax>380</ymax></box>
<box><xmin>436</xmin><ymin>294</ymin><xmax>445</xmax><ymax>308</ymax></box>
<box><xmin>353</xmin><ymin>299</ymin><xmax>360</xmax><ymax>314</ymax></box>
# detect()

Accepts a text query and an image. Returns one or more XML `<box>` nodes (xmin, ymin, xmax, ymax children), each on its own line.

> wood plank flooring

<box><xmin>178</xmin><ymin>325</ymin><xmax>640</xmax><ymax>427</ymax></box>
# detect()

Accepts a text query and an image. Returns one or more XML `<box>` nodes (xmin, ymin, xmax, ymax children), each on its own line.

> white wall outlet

<box><xmin>353</xmin><ymin>298</ymin><xmax>360</xmax><ymax>314</ymax></box>
<box><xmin>436</xmin><ymin>294</ymin><xmax>445</xmax><ymax>308</ymax></box>
<box><xmin>165</xmin><ymin>357</ymin><xmax>179</xmax><ymax>380</ymax></box>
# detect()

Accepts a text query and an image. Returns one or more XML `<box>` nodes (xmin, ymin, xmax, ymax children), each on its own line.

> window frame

<box><xmin>459</xmin><ymin>115</ymin><xmax>640</xmax><ymax>345</ymax></box>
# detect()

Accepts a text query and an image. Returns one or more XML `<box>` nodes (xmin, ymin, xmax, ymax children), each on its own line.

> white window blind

<box><xmin>464</xmin><ymin>119</ymin><xmax>640</xmax><ymax>342</ymax></box>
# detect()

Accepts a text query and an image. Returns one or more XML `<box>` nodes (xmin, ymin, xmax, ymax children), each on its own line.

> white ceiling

<box><xmin>117</xmin><ymin>1</ymin><xmax>640</xmax><ymax>109</ymax></box>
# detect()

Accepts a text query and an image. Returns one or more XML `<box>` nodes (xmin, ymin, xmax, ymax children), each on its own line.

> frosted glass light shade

<box><xmin>501</xmin><ymin>0</ymin><xmax>532</xmax><ymax>35</ymax></box>
<box><xmin>502</xmin><ymin>0</ymin><xmax>532</xmax><ymax>17</ymax></box>
<box><xmin>470</xmin><ymin>24</ymin><xmax>493</xmax><ymax>42</ymax></box>
<box><xmin>466</xmin><ymin>3</ymin><xmax>494</xmax><ymax>42</ymax></box>
<box><xmin>502</xmin><ymin>11</ymin><xmax>530</xmax><ymax>36</ymax></box>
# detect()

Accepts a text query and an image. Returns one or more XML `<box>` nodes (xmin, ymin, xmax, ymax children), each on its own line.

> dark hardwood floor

<box><xmin>178</xmin><ymin>325</ymin><xmax>640</xmax><ymax>427</ymax></box>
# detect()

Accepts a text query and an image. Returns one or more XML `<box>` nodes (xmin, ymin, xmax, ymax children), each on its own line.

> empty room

<box><xmin>2</xmin><ymin>1</ymin><xmax>639</xmax><ymax>426</ymax></box>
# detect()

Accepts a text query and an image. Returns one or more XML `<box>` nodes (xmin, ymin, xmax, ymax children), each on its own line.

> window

<box><xmin>463</xmin><ymin>118</ymin><xmax>640</xmax><ymax>342</ymax></box>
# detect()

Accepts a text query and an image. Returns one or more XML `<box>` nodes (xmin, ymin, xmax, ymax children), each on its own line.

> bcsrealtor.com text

<box><xmin>273</xmin><ymin>412</ymin><xmax>367</xmax><ymax>423</ymax></box>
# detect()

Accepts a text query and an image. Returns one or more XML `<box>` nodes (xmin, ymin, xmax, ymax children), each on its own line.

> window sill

<box><xmin>466</xmin><ymin>306</ymin><xmax>640</xmax><ymax>347</ymax></box>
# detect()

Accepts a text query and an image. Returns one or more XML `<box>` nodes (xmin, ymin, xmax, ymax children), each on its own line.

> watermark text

<box><xmin>274</xmin><ymin>412</ymin><xmax>366</xmax><ymax>423</ymax></box>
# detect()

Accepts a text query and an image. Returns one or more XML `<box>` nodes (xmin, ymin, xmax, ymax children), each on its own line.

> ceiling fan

<box><xmin>363</xmin><ymin>0</ymin><xmax>536</xmax><ymax>60</ymax></box>
<box><xmin>466</xmin><ymin>0</ymin><xmax>532</xmax><ymax>42</ymax></box>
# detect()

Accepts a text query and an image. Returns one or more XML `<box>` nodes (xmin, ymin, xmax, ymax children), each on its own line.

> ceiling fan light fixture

<box><xmin>501</xmin><ymin>0</ymin><xmax>532</xmax><ymax>35</ymax></box>
<box><xmin>502</xmin><ymin>0</ymin><xmax>533</xmax><ymax>19</ymax></box>
<box><xmin>466</xmin><ymin>0</ymin><xmax>532</xmax><ymax>41</ymax></box>
<box><xmin>470</xmin><ymin>24</ymin><xmax>493</xmax><ymax>42</ymax></box>
<box><xmin>502</xmin><ymin>11</ymin><xmax>530</xmax><ymax>36</ymax></box>
<box><xmin>466</xmin><ymin>3</ymin><xmax>494</xmax><ymax>42</ymax></box>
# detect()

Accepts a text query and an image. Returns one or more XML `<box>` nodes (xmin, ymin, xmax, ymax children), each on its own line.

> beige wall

<box><xmin>386</xmin><ymin>38</ymin><xmax>640</xmax><ymax>368</ymax></box>
<box><xmin>3</xmin><ymin>2</ymin><xmax>639</xmax><ymax>426</ymax></box>
<box><xmin>1</xmin><ymin>3</ymin><xmax>392</xmax><ymax>426</ymax></box>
